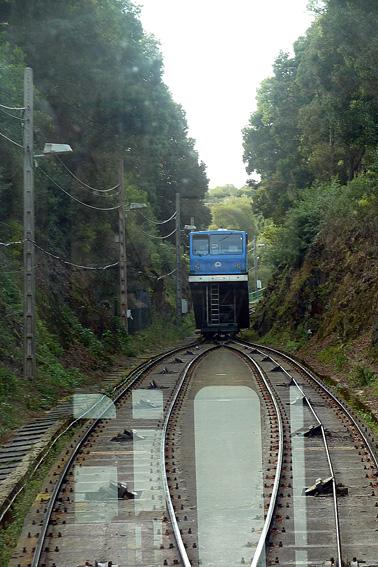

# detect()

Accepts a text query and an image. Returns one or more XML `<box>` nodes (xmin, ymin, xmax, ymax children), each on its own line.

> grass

<box><xmin>0</xmin><ymin>314</ymin><xmax>195</xmax><ymax>564</ymax></box>
<box><xmin>242</xmin><ymin>328</ymin><xmax>378</xmax><ymax>437</ymax></box>
<box><xmin>348</xmin><ymin>365</ymin><xmax>377</xmax><ymax>387</ymax></box>
<box><xmin>118</xmin><ymin>313</ymin><xmax>195</xmax><ymax>357</ymax></box>
<box><xmin>242</xmin><ymin>328</ymin><xmax>308</xmax><ymax>353</ymax></box>
<box><xmin>0</xmin><ymin>429</ymin><xmax>76</xmax><ymax>566</ymax></box>
<box><xmin>317</xmin><ymin>344</ymin><xmax>348</xmax><ymax>371</ymax></box>
<box><xmin>0</xmin><ymin>313</ymin><xmax>194</xmax><ymax>440</ymax></box>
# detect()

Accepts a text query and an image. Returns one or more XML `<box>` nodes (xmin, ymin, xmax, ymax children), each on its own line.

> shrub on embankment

<box><xmin>0</xmin><ymin>0</ymin><xmax>206</xmax><ymax>439</ymax></box>
<box><xmin>253</xmin><ymin>173</ymin><xmax>378</xmax><ymax>348</ymax></box>
<box><xmin>249</xmin><ymin>172</ymin><xmax>378</xmax><ymax>416</ymax></box>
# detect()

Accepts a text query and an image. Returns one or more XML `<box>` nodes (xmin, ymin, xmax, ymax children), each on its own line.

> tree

<box><xmin>209</xmin><ymin>196</ymin><xmax>257</xmax><ymax>237</ymax></box>
<box><xmin>243</xmin><ymin>0</ymin><xmax>378</xmax><ymax>222</ymax></box>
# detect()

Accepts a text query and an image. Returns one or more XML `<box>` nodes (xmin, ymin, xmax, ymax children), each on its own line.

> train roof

<box><xmin>190</xmin><ymin>229</ymin><xmax>247</xmax><ymax>235</ymax></box>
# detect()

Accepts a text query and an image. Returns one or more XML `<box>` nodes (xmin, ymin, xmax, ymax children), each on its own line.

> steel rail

<box><xmin>160</xmin><ymin>345</ymin><xmax>217</xmax><ymax>567</ymax></box>
<box><xmin>254</xmin><ymin>348</ymin><xmax>343</xmax><ymax>567</ymax></box>
<box><xmin>242</xmin><ymin>340</ymin><xmax>378</xmax><ymax>469</ymax></box>
<box><xmin>228</xmin><ymin>342</ymin><xmax>284</xmax><ymax>567</ymax></box>
<box><xmin>238</xmin><ymin>339</ymin><xmax>378</xmax><ymax>567</ymax></box>
<box><xmin>0</xmin><ymin>364</ymin><xmax>141</xmax><ymax>525</ymax></box>
<box><xmin>30</xmin><ymin>340</ymin><xmax>202</xmax><ymax>567</ymax></box>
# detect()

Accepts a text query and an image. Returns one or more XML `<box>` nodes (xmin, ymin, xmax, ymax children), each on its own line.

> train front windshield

<box><xmin>193</xmin><ymin>234</ymin><xmax>243</xmax><ymax>255</ymax></box>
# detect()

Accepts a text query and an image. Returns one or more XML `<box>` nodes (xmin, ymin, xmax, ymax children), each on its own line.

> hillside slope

<box><xmin>252</xmin><ymin>214</ymin><xmax>378</xmax><ymax>418</ymax></box>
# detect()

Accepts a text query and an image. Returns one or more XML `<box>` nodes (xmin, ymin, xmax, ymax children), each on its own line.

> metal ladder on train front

<box><xmin>209</xmin><ymin>283</ymin><xmax>220</xmax><ymax>325</ymax></box>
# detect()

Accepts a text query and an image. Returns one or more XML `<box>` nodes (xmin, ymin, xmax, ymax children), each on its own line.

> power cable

<box><xmin>124</xmin><ymin>226</ymin><xmax>177</xmax><ymax>282</ymax></box>
<box><xmin>0</xmin><ymin>239</ymin><xmax>24</xmax><ymax>246</ymax></box>
<box><xmin>38</xmin><ymin>168</ymin><xmax>122</xmax><ymax>211</ymax></box>
<box><xmin>139</xmin><ymin>227</ymin><xmax>177</xmax><ymax>240</ymax></box>
<box><xmin>137</xmin><ymin>210</ymin><xmax>177</xmax><ymax>225</ymax></box>
<box><xmin>0</xmin><ymin>102</ymin><xmax>25</xmax><ymax>111</ymax></box>
<box><xmin>0</xmin><ymin>130</ymin><xmax>23</xmax><ymax>148</ymax></box>
<box><xmin>0</xmin><ymin>238</ymin><xmax>118</xmax><ymax>270</ymax></box>
<box><xmin>157</xmin><ymin>268</ymin><xmax>176</xmax><ymax>280</ymax></box>
<box><xmin>0</xmin><ymin>106</ymin><xmax>24</xmax><ymax>121</ymax></box>
<box><xmin>56</xmin><ymin>156</ymin><xmax>120</xmax><ymax>193</ymax></box>
<box><xmin>31</xmin><ymin>240</ymin><xmax>119</xmax><ymax>270</ymax></box>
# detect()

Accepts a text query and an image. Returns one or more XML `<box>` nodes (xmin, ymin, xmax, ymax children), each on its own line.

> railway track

<box><xmin>233</xmin><ymin>340</ymin><xmax>378</xmax><ymax>567</ymax></box>
<box><xmin>8</xmin><ymin>341</ymin><xmax>208</xmax><ymax>567</ymax></box>
<box><xmin>8</xmin><ymin>340</ymin><xmax>378</xmax><ymax>567</ymax></box>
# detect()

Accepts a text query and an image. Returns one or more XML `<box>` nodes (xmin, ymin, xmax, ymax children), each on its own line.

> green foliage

<box><xmin>118</xmin><ymin>313</ymin><xmax>195</xmax><ymax>357</ymax></box>
<box><xmin>209</xmin><ymin>196</ymin><xmax>257</xmax><ymax>236</ymax></box>
<box><xmin>243</xmin><ymin>1</ymin><xmax>378</xmax><ymax>220</ymax></box>
<box><xmin>249</xmin><ymin>328</ymin><xmax>308</xmax><ymax>352</ymax></box>
<box><xmin>0</xmin><ymin>0</ymin><xmax>209</xmax><ymax>402</ymax></box>
<box><xmin>317</xmin><ymin>344</ymin><xmax>348</xmax><ymax>371</ymax></box>
<box><xmin>260</xmin><ymin>174</ymin><xmax>378</xmax><ymax>271</ymax></box>
<box><xmin>0</xmin><ymin>368</ymin><xmax>22</xmax><ymax>435</ymax></box>
<box><xmin>207</xmin><ymin>184</ymin><xmax>240</xmax><ymax>202</ymax></box>
<box><xmin>349</xmin><ymin>365</ymin><xmax>377</xmax><ymax>388</ymax></box>
<box><xmin>0</xmin><ymin>266</ymin><xmax>23</xmax><ymax>366</ymax></box>
<box><xmin>0</xmin><ymin>429</ymin><xmax>75</xmax><ymax>566</ymax></box>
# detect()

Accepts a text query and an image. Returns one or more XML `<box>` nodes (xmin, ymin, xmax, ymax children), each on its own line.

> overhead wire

<box><xmin>0</xmin><ymin>106</ymin><xmax>24</xmax><ymax>121</ymax></box>
<box><xmin>56</xmin><ymin>156</ymin><xmax>120</xmax><ymax>193</ymax></box>
<box><xmin>157</xmin><ymin>268</ymin><xmax>176</xmax><ymax>280</ymax></box>
<box><xmin>38</xmin><ymin>167</ymin><xmax>122</xmax><ymax>211</ymax></box>
<box><xmin>0</xmin><ymin>130</ymin><xmax>23</xmax><ymax>148</ymax></box>
<box><xmin>0</xmin><ymin>102</ymin><xmax>25</xmax><ymax>111</ymax></box>
<box><xmin>0</xmin><ymin>238</ymin><xmax>118</xmax><ymax>270</ymax></box>
<box><xmin>31</xmin><ymin>240</ymin><xmax>119</xmax><ymax>270</ymax></box>
<box><xmin>137</xmin><ymin>209</ymin><xmax>177</xmax><ymax>225</ymax></box>
<box><xmin>139</xmin><ymin>227</ymin><xmax>177</xmax><ymax>240</ymax></box>
<box><xmin>0</xmin><ymin>239</ymin><xmax>24</xmax><ymax>247</ymax></box>
<box><xmin>125</xmin><ymin>227</ymin><xmax>169</xmax><ymax>281</ymax></box>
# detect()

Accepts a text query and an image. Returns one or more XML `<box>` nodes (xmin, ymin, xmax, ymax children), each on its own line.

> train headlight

<box><xmin>235</xmin><ymin>263</ymin><xmax>241</xmax><ymax>270</ymax></box>
<box><xmin>195</xmin><ymin>264</ymin><xmax>200</xmax><ymax>271</ymax></box>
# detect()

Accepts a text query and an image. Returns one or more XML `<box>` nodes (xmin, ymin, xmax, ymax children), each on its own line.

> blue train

<box><xmin>188</xmin><ymin>229</ymin><xmax>250</xmax><ymax>337</ymax></box>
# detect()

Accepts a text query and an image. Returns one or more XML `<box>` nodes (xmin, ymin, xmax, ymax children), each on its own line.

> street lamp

<box><xmin>34</xmin><ymin>143</ymin><xmax>73</xmax><ymax>159</ymax></box>
<box><xmin>128</xmin><ymin>202</ymin><xmax>147</xmax><ymax>210</ymax></box>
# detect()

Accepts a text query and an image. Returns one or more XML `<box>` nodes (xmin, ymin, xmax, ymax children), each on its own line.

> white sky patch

<box><xmin>139</xmin><ymin>0</ymin><xmax>314</xmax><ymax>187</ymax></box>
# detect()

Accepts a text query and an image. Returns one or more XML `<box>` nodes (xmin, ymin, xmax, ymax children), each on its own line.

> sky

<box><xmin>139</xmin><ymin>1</ymin><xmax>314</xmax><ymax>188</ymax></box>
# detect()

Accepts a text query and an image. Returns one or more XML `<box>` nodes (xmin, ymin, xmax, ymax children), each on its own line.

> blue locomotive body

<box><xmin>189</xmin><ymin>230</ymin><xmax>248</xmax><ymax>276</ymax></box>
<box><xmin>188</xmin><ymin>230</ymin><xmax>250</xmax><ymax>337</ymax></box>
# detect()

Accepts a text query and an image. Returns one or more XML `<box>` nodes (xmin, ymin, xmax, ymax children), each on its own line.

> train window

<box><xmin>209</xmin><ymin>234</ymin><xmax>243</xmax><ymax>255</ymax></box>
<box><xmin>192</xmin><ymin>235</ymin><xmax>209</xmax><ymax>255</ymax></box>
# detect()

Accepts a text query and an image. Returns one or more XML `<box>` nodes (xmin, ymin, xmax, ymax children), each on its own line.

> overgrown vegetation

<box><xmin>349</xmin><ymin>365</ymin><xmax>377</xmax><ymax>388</ymax></box>
<box><xmin>0</xmin><ymin>0</ymin><xmax>205</xmax><ymax>438</ymax></box>
<box><xmin>317</xmin><ymin>344</ymin><xmax>348</xmax><ymax>372</ymax></box>
<box><xmin>205</xmin><ymin>184</ymin><xmax>269</xmax><ymax>286</ymax></box>
<box><xmin>243</xmin><ymin>0</ymin><xmax>378</xmax><ymax>275</ymax></box>
<box><xmin>242</xmin><ymin>0</ymin><xmax>378</xmax><ymax>415</ymax></box>
<box><xmin>0</xmin><ymin>429</ymin><xmax>76</xmax><ymax>565</ymax></box>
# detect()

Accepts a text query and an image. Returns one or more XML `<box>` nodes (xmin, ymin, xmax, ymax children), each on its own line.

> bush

<box><xmin>349</xmin><ymin>365</ymin><xmax>377</xmax><ymax>388</ymax></box>
<box><xmin>317</xmin><ymin>344</ymin><xmax>348</xmax><ymax>371</ymax></box>
<box><xmin>260</xmin><ymin>173</ymin><xmax>378</xmax><ymax>272</ymax></box>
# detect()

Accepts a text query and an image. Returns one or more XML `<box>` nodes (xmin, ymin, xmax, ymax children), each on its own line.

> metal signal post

<box><xmin>118</xmin><ymin>160</ymin><xmax>128</xmax><ymax>332</ymax></box>
<box><xmin>23</xmin><ymin>67</ymin><xmax>36</xmax><ymax>380</ymax></box>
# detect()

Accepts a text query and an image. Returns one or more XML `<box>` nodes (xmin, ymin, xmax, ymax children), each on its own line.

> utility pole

<box><xmin>23</xmin><ymin>67</ymin><xmax>35</xmax><ymax>380</ymax></box>
<box><xmin>253</xmin><ymin>234</ymin><xmax>258</xmax><ymax>291</ymax></box>
<box><xmin>118</xmin><ymin>159</ymin><xmax>128</xmax><ymax>332</ymax></box>
<box><xmin>175</xmin><ymin>192</ymin><xmax>181</xmax><ymax>323</ymax></box>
